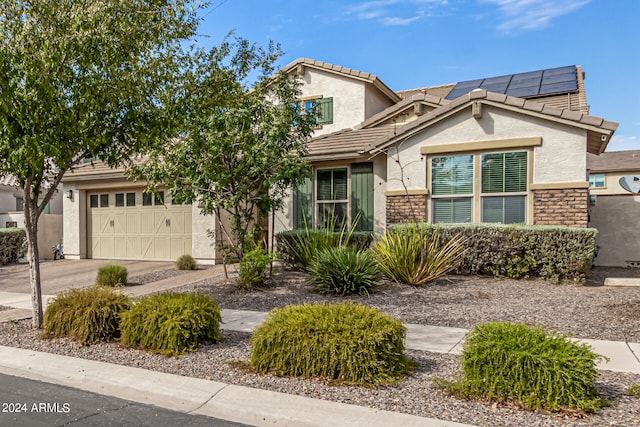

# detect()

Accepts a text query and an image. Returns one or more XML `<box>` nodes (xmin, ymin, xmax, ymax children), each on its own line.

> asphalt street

<box><xmin>0</xmin><ymin>373</ymin><xmax>250</xmax><ymax>427</ymax></box>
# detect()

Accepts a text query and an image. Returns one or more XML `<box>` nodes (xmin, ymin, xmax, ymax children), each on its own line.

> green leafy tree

<box><xmin>0</xmin><ymin>0</ymin><xmax>203</xmax><ymax>328</ymax></box>
<box><xmin>132</xmin><ymin>40</ymin><xmax>316</xmax><ymax>261</ymax></box>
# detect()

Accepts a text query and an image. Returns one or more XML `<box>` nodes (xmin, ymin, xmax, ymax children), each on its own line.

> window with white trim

<box><xmin>589</xmin><ymin>173</ymin><xmax>605</xmax><ymax>188</ymax></box>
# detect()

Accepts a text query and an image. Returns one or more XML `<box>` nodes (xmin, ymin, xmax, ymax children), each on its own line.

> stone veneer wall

<box><xmin>386</xmin><ymin>194</ymin><xmax>427</xmax><ymax>225</ymax></box>
<box><xmin>533</xmin><ymin>188</ymin><xmax>589</xmax><ymax>228</ymax></box>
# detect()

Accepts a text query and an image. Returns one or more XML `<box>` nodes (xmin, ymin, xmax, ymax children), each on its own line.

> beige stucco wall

<box><xmin>62</xmin><ymin>184</ymin><xmax>86</xmax><ymax>259</ymax></box>
<box><xmin>37</xmin><ymin>214</ymin><xmax>63</xmax><ymax>260</ymax></box>
<box><xmin>365</xmin><ymin>85</ymin><xmax>396</xmax><ymax>119</ymax></box>
<box><xmin>0</xmin><ymin>188</ymin><xmax>17</xmax><ymax>214</ymax></box>
<box><xmin>299</xmin><ymin>68</ymin><xmax>367</xmax><ymax>136</ymax></box>
<box><xmin>386</xmin><ymin>105</ymin><xmax>589</xmax><ymax>192</ymax></box>
<box><xmin>590</xmin><ymin>171</ymin><xmax>640</xmax><ymax>196</ymax></box>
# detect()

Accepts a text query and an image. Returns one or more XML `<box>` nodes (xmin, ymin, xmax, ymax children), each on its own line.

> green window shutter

<box><xmin>351</xmin><ymin>162</ymin><xmax>374</xmax><ymax>232</ymax></box>
<box><xmin>293</xmin><ymin>175</ymin><xmax>312</xmax><ymax>229</ymax></box>
<box><xmin>432</xmin><ymin>198</ymin><xmax>472</xmax><ymax>223</ymax></box>
<box><xmin>317</xmin><ymin>97</ymin><xmax>333</xmax><ymax>124</ymax></box>
<box><xmin>482</xmin><ymin>152</ymin><xmax>527</xmax><ymax>193</ymax></box>
<box><xmin>432</xmin><ymin>155</ymin><xmax>473</xmax><ymax>195</ymax></box>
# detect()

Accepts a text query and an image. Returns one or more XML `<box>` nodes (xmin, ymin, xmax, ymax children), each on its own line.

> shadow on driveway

<box><xmin>0</xmin><ymin>259</ymin><xmax>174</xmax><ymax>295</ymax></box>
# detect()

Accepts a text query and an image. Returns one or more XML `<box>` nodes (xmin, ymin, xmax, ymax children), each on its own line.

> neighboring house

<box><xmin>61</xmin><ymin>58</ymin><xmax>620</xmax><ymax>264</ymax></box>
<box><xmin>0</xmin><ymin>174</ymin><xmax>63</xmax><ymax>260</ymax></box>
<box><xmin>588</xmin><ymin>151</ymin><xmax>640</xmax><ymax>267</ymax></box>
<box><xmin>273</xmin><ymin>59</ymin><xmax>617</xmax><ymax>242</ymax></box>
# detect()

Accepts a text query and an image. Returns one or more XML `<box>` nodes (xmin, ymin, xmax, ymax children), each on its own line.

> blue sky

<box><xmin>200</xmin><ymin>0</ymin><xmax>639</xmax><ymax>152</ymax></box>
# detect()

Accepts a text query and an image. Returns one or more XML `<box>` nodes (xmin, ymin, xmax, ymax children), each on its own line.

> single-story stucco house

<box><xmin>0</xmin><ymin>174</ymin><xmax>63</xmax><ymax>259</ymax></box>
<box><xmin>62</xmin><ymin>58</ymin><xmax>621</xmax><ymax>265</ymax></box>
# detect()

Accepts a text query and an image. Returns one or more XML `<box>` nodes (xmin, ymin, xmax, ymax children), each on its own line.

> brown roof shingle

<box><xmin>587</xmin><ymin>150</ymin><xmax>640</xmax><ymax>172</ymax></box>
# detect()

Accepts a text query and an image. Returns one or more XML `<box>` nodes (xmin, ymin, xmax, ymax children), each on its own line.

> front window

<box><xmin>430</xmin><ymin>151</ymin><xmax>529</xmax><ymax>224</ymax></box>
<box><xmin>589</xmin><ymin>173</ymin><xmax>605</xmax><ymax>188</ymax></box>
<box><xmin>15</xmin><ymin>197</ymin><xmax>24</xmax><ymax>212</ymax></box>
<box><xmin>431</xmin><ymin>155</ymin><xmax>473</xmax><ymax>223</ymax></box>
<box><xmin>481</xmin><ymin>152</ymin><xmax>527</xmax><ymax>224</ymax></box>
<box><xmin>316</xmin><ymin>168</ymin><xmax>348</xmax><ymax>230</ymax></box>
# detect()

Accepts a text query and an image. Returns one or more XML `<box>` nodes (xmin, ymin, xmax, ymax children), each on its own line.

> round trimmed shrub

<box><xmin>42</xmin><ymin>286</ymin><xmax>131</xmax><ymax>345</ymax></box>
<box><xmin>307</xmin><ymin>247</ymin><xmax>380</xmax><ymax>296</ymax></box>
<box><xmin>96</xmin><ymin>264</ymin><xmax>128</xmax><ymax>287</ymax></box>
<box><xmin>175</xmin><ymin>254</ymin><xmax>197</xmax><ymax>270</ymax></box>
<box><xmin>249</xmin><ymin>302</ymin><xmax>414</xmax><ymax>385</ymax></box>
<box><xmin>438</xmin><ymin>321</ymin><xmax>607</xmax><ymax>413</ymax></box>
<box><xmin>119</xmin><ymin>292</ymin><xmax>222</xmax><ymax>356</ymax></box>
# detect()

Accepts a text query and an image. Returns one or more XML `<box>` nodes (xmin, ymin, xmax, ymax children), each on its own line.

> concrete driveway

<box><xmin>0</xmin><ymin>259</ymin><xmax>174</xmax><ymax>295</ymax></box>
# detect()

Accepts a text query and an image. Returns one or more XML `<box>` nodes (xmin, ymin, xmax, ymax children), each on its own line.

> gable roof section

<box><xmin>587</xmin><ymin>150</ymin><xmax>640</xmax><ymax>173</ymax></box>
<box><xmin>63</xmin><ymin>160</ymin><xmax>128</xmax><ymax>182</ymax></box>
<box><xmin>306</xmin><ymin>127</ymin><xmax>395</xmax><ymax>161</ymax></box>
<box><xmin>359</xmin><ymin>93</ymin><xmax>450</xmax><ymax>129</ymax></box>
<box><xmin>365</xmin><ymin>90</ymin><xmax>617</xmax><ymax>156</ymax></box>
<box><xmin>281</xmin><ymin>58</ymin><xmax>401</xmax><ymax>104</ymax></box>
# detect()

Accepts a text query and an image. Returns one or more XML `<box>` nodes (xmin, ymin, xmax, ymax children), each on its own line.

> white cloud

<box><xmin>605</xmin><ymin>134</ymin><xmax>640</xmax><ymax>152</ymax></box>
<box><xmin>343</xmin><ymin>0</ymin><xmax>447</xmax><ymax>26</ymax></box>
<box><xmin>481</xmin><ymin>0</ymin><xmax>591</xmax><ymax>32</ymax></box>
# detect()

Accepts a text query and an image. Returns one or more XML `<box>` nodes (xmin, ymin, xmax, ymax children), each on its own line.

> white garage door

<box><xmin>87</xmin><ymin>189</ymin><xmax>192</xmax><ymax>261</ymax></box>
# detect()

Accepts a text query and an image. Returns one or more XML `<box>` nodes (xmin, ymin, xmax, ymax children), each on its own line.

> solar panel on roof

<box><xmin>445</xmin><ymin>66</ymin><xmax>577</xmax><ymax>100</ymax></box>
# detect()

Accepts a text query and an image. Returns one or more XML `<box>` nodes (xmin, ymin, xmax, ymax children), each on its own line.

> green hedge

<box><xmin>436</xmin><ymin>322</ymin><xmax>607</xmax><ymax>412</ymax></box>
<box><xmin>0</xmin><ymin>228</ymin><xmax>26</xmax><ymax>265</ymax></box>
<box><xmin>275</xmin><ymin>230</ymin><xmax>373</xmax><ymax>269</ymax></box>
<box><xmin>389</xmin><ymin>223</ymin><xmax>597</xmax><ymax>282</ymax></box>
<box><xmin>250</xmin><ymin>302</ymin><xmax>414</xmax><ymax>385</ymax></box>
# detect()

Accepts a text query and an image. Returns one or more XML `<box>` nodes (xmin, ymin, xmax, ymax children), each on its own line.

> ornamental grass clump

<box><xmin>249</xmin><ymin>302</ymin><xmax>414</xmax><ymax>386</ymax></box>
<box><xmin>373</xmin><ymin>223</ymin><xmax>465</xmax><ymax>286</ymax></box>
<box><xmin>307</xmin><ymin>247</ymin><xmax>380</xmax><ymax>296</ymax></box>
<box><xmin>95</xmin><ymin>264</ymin><xmax>128</xmax><ymax>287</ymax></box>
<box><xmin>119</xmin><ymin>292</ymin><xmax>222</xmax><ymax>357</ymax></box>
<box><xmin>41</xmin><ymin>286</ymin><xmax>131</xmax><ymax>345</ymax></box>
<box><xmin>175</xmin><ymin>254</ymin><xmax>197</xmax><ymax>270</ymax></box>
<box><xmin>436</xmin><ymin>321</ymin><xmax>608</xmax><ymax>413</ymax></box>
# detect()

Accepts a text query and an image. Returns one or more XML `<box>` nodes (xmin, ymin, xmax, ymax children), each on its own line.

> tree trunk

<box><xmin>24</xmin><ymin>199</ymin><xmax>43</xmax><ymax>329</ymax></box>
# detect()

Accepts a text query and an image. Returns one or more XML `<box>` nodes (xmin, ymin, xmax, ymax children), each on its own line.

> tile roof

<box><xmin>280</xmin><ymin>58</ymin><xmax>401</xmax><ymax>103</ymax></box>
<box><xmin>587</xmin><ymin>150</ymin><xmax>640</xmax><ymax>172</ymax></box>
<box><xmin>0</xmin><ymin>174</ymin><xmax>18</xmax><ymax>187</ymax></box>
<box><xmin>306</xmin><ymin>126</ymin><xmax>396</xmax><ymax>161</ymax></box>
<box><xmin>364</xmin><ymin>89</ymin><xmax>617</xmax><ymax>155</ymax></box>
<box><xmin>359</xmin><ymin>93</ymin><xmax>450</xmax><ymax>129</ymax></box>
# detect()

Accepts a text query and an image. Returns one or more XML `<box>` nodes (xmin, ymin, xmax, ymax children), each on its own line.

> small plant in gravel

<box><xmin>627</xmin><ymin>384</ymin><xmax>640</xmax><ymax>397</ymax></box>
<box><xmin>307</xmin><ymin>247</ymin><xmax>380</xmax><ymax>296</ymax></box>
<box><xmin>119</xmin><ymin>292</ymin><xmax>222</xmax><ymax>357</ymax></box>
<box><xmin>435</xmin><ymin>321</ymin><xmax>608</xmax><ymax>413</ymax></box>
<box><xmin>249</xmin><ymin>302</ymin><xmax>414</xmax><ymax>385</ymax></box>
<box><xmin>175</xmin><ymin>254</ymin><xmax>197</xmax><ymax>270</ymax></box>
<box><xmin>238</xmin><ymin>244</ymin><xmax>275</xmax><ymax>288</ymax></box>
<box><xmin>373</xmin><ymin>224</ymin><xmax>465</xmax><ymax>286</ymax></box>
<box><xmin>42</xmin><ymin>286</ymin><xmax>131</xmax><ymax>345</ymax></box>
<box><xmin>95</xmin><ymin>264</ymin><xmax>128</xmax><ymax>287</ymax></box>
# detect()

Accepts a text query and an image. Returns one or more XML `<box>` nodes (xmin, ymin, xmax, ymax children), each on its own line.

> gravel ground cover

<box><xmin>1</xmin><ymin>265</ymin><xmax>640</xmax><ymax>426</ymax></box>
